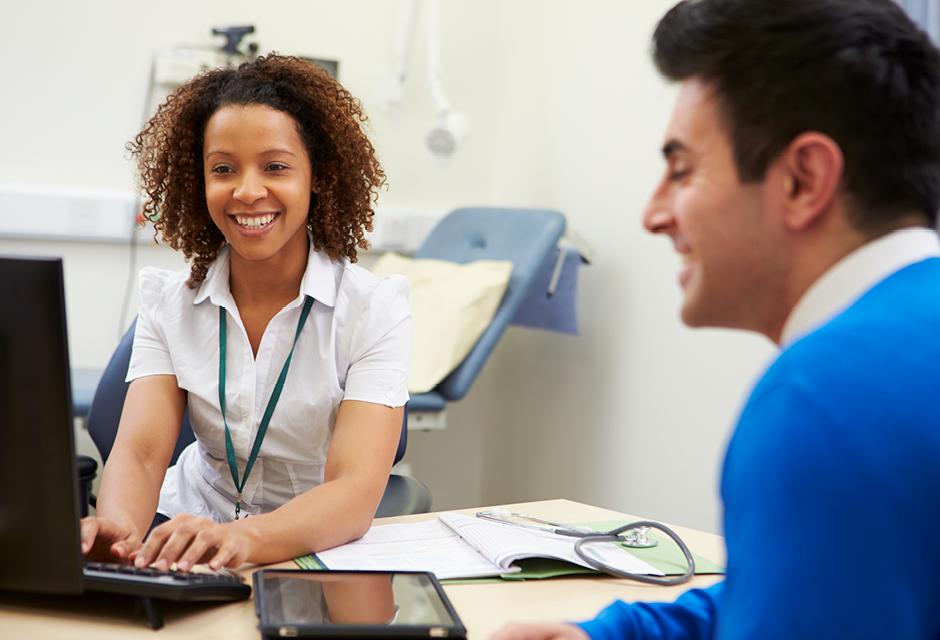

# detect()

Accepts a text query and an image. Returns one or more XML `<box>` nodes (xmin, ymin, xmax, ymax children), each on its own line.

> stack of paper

<box><xmin>313</xmin><ymin>512</ymin><xmax>662</xmax><ymax>581</ymax></box>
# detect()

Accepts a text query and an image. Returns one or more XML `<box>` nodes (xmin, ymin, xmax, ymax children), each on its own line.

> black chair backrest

<box><xmin>86</xmin><ymin>319</ymin><xmax>407</xmax><ymax>466</ymax></box>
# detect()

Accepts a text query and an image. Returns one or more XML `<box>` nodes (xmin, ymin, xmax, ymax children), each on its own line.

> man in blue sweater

<box><xmin>493</xmin><ymin>1</ymin><xmax>940</xmax><ymax>638</ymax></box>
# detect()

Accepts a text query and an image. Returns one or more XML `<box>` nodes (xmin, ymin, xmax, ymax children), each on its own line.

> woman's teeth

<box><xmin>234</xmin><ymin>213</ymin><xmax>276</xmax><ymax>228</ymax></box>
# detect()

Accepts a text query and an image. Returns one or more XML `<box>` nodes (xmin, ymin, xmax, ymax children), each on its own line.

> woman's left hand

<box><xmin>132</xmin><ymin>513</ymin><xmax>259</xmax><ymax>572</ymax></box>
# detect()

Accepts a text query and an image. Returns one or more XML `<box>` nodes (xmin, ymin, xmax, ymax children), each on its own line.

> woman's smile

<box><xmin>203</xmin><ymin>104</ymin><xmax>313</xmax><ymax>266</ymax></box>
<box><xmin>229</xmin><ymin>212</ymin><xmax>281</xmax><ymax>235</ymax></box>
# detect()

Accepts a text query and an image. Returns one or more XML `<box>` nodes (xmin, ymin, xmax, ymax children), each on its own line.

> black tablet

<box><xmin>253</xmin><ymin>570</ymin><xmax>467</xmax><ymax>639</ymax></box>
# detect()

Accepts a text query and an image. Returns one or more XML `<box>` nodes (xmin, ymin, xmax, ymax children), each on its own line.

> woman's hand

<box><xmin>132</xmin><ymin>513</ymin><xmax>259</xmax><ymax>572</ymax></box>
<box><xmin>489</xmin><ymin>623</ymin><xmax>589</xmax><ymax>640</ymax></box>
<box><xmin>80</xmin><ymin>516</ymin><xmax>143</xmax><ymax>563</ymax></box>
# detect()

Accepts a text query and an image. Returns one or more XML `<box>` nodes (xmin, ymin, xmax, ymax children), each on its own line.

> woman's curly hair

<box><xmin>129</xmin><ymin>54</ymin><xmax>385</xmax><ymax>287</ymax></box>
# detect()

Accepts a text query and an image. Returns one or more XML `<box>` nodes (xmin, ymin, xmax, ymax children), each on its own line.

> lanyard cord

<box><xmin>219</xmin><ymin>296</ymin><xmax>314</xmax><ymax>518</ymax></box>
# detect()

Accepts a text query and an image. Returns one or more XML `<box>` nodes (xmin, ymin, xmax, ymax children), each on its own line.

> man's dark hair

<box><xmin>653</xmin><ymin>0</ymin><xmax>940</xmax><ymax>231</ymax></box>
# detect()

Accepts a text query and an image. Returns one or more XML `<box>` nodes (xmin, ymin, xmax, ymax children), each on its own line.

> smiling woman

<box><xmin>79</xmin><ymin>55</ymin><xmax>411</xmax><ymax>574</ymax></box>
<box><xmin>131</xmin><ymin>54</ymin><xmax>384</xmax><ymax>286</ymax></box>
<box><xmin>201</xmin><ymin>103</ymin><xmax>316</xmax><ymax>330</ymax></box>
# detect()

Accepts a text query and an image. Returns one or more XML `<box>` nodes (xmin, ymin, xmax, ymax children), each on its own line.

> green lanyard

<box><xmin>218</xmin><ymin>296</ymin><xmax>314</xmax><ymax>520</ymax></box>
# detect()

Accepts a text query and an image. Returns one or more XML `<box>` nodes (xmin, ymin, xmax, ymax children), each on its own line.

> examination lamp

<box><xmin>425</xmin><ymin>0</ymin><xmax>469</xmax><ymax>159</ymax></box>
<box><xmin>378</xmin><ymin>0</ymin><xmax>470</xmax><ymax>159</ymax></box>
<box><xmin>427</xmin><ymin>110</ymin><xmax>470</xmax><ymax>157</ymax></box>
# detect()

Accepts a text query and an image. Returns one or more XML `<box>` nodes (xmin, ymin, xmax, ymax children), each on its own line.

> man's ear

<box><xmin>774</xmin><ymin>132</ymin><xmax>844</xmax><ymax>231</ymax></box>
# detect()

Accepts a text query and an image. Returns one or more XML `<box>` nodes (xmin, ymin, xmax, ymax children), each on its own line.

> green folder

<box><xmin>294</xmin><ymin>554</ymin><xmax>325</xmax><ymax>571</ymax></box>
<box><xmin>294</xmin><ymin>518</ymin><xmax>724</xmax><ymax>583</ymax></box>
<box><xmin>499</xmin><ymin>519</ymin><xmax>724</xmax><ymax>581</ymax></box>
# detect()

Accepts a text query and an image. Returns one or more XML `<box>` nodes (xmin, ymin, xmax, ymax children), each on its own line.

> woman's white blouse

<box><xmin>126</xmin><ymin>244</ymin><xmax>411</xmax><ymax>522</ymax></box>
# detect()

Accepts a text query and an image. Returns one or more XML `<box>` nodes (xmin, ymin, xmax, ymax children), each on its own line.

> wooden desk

<box><xmin>0</xmin><ymin>499</ymin><xmax>724</xmax><ymax>639</ymax></box>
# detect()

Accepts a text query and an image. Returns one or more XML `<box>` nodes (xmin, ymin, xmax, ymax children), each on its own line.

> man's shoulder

<box><xmin>781</xmin><ymin>257</ymin><xmax>940</xmax><ymax>365</ymax></box>
<box><xmin>747</xmin><ymin>257</ymin><xmax>940</xmax><ymax>434</ymax></box>
<box><xmin>847</xmin><ymin>255</ymin><xmax>940</xmax><ymax>314</ymax></box>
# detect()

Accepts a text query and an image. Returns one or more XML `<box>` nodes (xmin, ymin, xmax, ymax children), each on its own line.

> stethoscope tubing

<box><xmin>475</xmin><ymin>511</ymin><xmax>696</xmax><ymax>585</ymax></box>
<box><xmin>573</xmin><ymin>520</ymin><xmax>696</xmax><ymax>586</ymax></box>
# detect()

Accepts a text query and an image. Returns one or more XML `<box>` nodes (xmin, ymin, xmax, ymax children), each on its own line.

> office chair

<box><xmin>77</xmin><ymin>320</ymin><xmax>430</xmax><ymax>520</ymax></box>
<box><xmin>407</xmin><ymin>207</ymin><xmax>567</xmax><ymax>425</ymax></box>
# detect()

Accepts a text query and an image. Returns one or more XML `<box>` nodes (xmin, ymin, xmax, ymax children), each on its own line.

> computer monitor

<box><xmin>0</xmin><ymin>255</ymin><xmax>84</xmax><ymax>595</ymax></box>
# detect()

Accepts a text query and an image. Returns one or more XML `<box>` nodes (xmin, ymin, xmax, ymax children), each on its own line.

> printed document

<box><xmin>314</xmin><ymin>512</ymin><xmax>662</xmax><ymax>580</ymax></box>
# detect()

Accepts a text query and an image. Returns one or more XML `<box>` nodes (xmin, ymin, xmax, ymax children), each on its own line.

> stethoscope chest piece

<box><xmin>622</xmin><ymin>526</ymin><xmax>658</xmax><ymax>549</ymax></box>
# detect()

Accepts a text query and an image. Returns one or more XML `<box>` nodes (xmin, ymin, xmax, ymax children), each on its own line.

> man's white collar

<box><xmin>780</xmin><ymin>227</ymin><xmax>940</xmax><ymax>345</ymax></box>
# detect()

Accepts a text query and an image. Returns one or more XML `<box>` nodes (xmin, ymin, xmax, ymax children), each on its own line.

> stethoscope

<box><xmin>476</xmin><ymin>509</ymin><xmax>695</xmax><ymax>586</ymax></box>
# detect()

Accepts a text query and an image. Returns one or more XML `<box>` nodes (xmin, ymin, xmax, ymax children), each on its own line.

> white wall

<box><xmin>405</xmin><ymin>1</ymin><xmax>777</xmax><ymax>533</ymax></box>
<box><xmin>0</xmin><ymin>0</ymin><xmax>502</xmax><ymax>365</ymax></box>
<box><xmin>1</xmin><ymin>0</ymin><xmax>777</xmax><ymax>533</ymax></box>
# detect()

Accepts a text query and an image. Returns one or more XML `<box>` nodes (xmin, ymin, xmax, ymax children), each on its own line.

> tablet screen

<box><xmin>256</xmin><ymin>571</ymin><xmax>461</xmax><ymax>632</ymax></box>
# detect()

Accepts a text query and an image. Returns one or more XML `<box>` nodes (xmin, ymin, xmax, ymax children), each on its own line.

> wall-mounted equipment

<box><xmin>376</xmin><ymin>0</ymin><xmax>470</xmax><ymax>160</ymax></box>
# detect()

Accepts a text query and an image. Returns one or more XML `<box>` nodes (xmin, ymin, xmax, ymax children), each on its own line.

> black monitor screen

<box><xmin>0</xmin><ymin>256</ymin><xmax>83</xmax><ymax>594</ymax></box>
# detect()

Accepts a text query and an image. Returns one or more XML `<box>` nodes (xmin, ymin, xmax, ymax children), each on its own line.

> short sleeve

<box><xmin>343</xmin><ymin>275</ymin><xmax>412</xmax><ymax>407</ymax></box>
<box><xmin>125</xmin><ymin>267</ymin><xmax>177</xmax><ymax>382</ymax></box>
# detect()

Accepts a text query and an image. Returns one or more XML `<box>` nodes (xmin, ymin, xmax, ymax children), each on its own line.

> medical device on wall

<box><xmin>149</xmin><ymin>26</ymin><xmax>260</xmax><ymax>109</ymax></box>
<box><xmin>377</xmin><ymin>0</ymin><xmax>470</xmax><ymax>159</ymax></box>
<box><xmin>424</xmin><ymin>0</ymin><xmax>469</xmax><ymax>158</ymax></box>
<box><xmin>376</xmin><ymin>0</ymin><xmax>420</xmax><ymax>112</ymax></box>
<box><xmin>148</xmin><ymin>27</ymin><xmax>337</xmax><ymax>120</ymax></box>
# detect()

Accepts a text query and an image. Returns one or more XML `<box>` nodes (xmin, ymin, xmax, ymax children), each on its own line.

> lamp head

<box><xmin>427</xmin><ymin>111</ymin><xmax>469</xmax><ymax>158</ymax></box>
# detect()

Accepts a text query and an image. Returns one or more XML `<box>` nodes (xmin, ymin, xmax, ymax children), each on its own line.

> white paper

<box><xmin>439</xmin><ymin>513</ymin><xmax>663</xmax><ymax>577</ymax></box>
<box><xmin>314</xmin><ymin>518</ymin><xmax>515</xmax><ymax>580</ymax></box>
<box><xmin>314</xmin><ymin>513</ymin><xmax>663</xmax><ymax>581</ymax></box>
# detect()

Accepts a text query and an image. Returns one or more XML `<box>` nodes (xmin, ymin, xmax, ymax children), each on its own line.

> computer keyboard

<box><xmin>83</xmin><ymin>561</ymin><xmax>251</xmax><ymax>602</ymax></box>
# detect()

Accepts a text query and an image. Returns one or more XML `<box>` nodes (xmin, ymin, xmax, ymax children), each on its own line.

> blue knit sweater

<box><xmin>579</xmin><ymin>258</ymin><xmax>940</xmax><ymax>639</ymax></box>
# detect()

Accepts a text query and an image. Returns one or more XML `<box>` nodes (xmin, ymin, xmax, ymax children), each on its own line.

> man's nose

<box><xmin>643</xmin><ymin>190</ymin><xmax>674</xmax><ymax>235</ymax></box>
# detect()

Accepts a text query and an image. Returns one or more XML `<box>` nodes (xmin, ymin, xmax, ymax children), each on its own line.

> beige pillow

<box><xmin>372</xmin><ymin>253</ymin><xmax>512</xmax><ymax>393</ymax></box>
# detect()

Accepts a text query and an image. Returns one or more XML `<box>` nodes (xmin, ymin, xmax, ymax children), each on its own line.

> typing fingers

<box><xmin>110</xmin><ymin>533</ymin><xmax>141</xmax><ymax>561</ymax></box>
<box><xmin>176</xmin><ymin>529</ymin><xmax>222</xmax><ymax>572</ymax></box>
<box><xmin>135</xmin><ymin>519</ymin><xmax>170</xmax><ymax>568</ymax></box>
<box><xmin>153</xmin><ymin>527</ymin><xmax>197</xmax><ymax>571</ymax></box>
<box><xmin>79</xmin><ymin>517</ymin><xmax>100</xmax><ymax>555</ymax></box>
<box><xmin>208</xmin><ymin>538</ymin><xmax>248</xmax><ymax>571</ymax></box>
<box><xmin>80</xmin><ymin>517</ymin><xmax>140</xmax><ymax>562</ymax></box>
<box><xmin>134</xmin><ymin>515</ymin><xmax>250</xmax><ymax>572</ymax></box>
<box><xmin>136</xmin><ymin>514</ymin><xmax>213</xmax><ymax>570</ymax></box>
